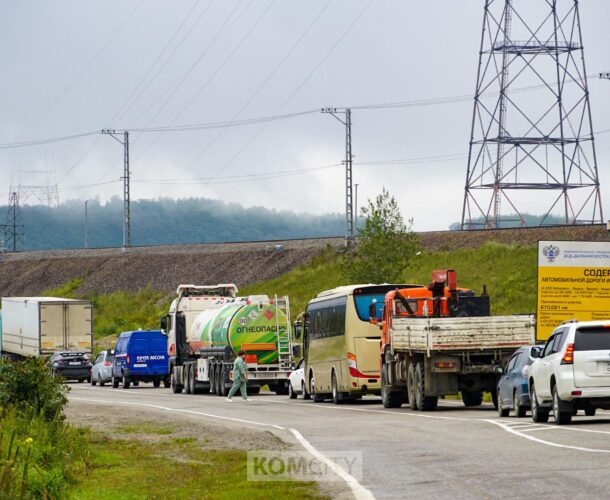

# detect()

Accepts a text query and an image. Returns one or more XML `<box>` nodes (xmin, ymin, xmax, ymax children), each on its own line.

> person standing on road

<box><xmin>226</xmin><ymin>350</ymin><xmax>251</xmax><ymax>402</ymax></box>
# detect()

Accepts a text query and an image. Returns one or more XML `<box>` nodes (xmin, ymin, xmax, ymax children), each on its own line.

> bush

<box><xmin>0</xmin><ymin>357</ymin><xmax>68</xmax><ymax>421</ymax></box>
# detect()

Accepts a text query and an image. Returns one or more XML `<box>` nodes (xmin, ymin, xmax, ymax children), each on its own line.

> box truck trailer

<box><xmin>0</xmin><ymin>297</ymin><xmax>93</xmax><ymax>359</ymax></box>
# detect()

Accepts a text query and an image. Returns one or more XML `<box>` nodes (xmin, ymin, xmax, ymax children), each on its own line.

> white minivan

<box><xmin>529</xmin><ymin>320</ymin><xmax>610</xmax><ymax>425</ymax></box>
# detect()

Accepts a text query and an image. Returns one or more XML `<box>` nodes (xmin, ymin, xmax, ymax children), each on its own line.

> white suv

<box><xmin>529</xmin><ymin>320</ymin><xmax>610</xmax><ymax>425</ymax></box>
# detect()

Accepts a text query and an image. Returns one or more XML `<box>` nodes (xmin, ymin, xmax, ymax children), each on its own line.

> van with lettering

<box><xmin>111</xmin><ymin>330</ymin><xmax>170</xmax><ymax>389</ymax></box>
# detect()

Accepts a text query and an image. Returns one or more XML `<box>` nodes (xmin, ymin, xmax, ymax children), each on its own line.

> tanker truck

<box><xmin>161</xmin><ymin>284</ymin><xmax>295</xmax><ymax>396</ymax></box>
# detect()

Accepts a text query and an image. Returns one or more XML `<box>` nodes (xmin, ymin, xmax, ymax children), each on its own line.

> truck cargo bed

<box><xmin>390</xmin><ymin>315</ymin><xmax>535</xmax><ymax>354</ymax></box>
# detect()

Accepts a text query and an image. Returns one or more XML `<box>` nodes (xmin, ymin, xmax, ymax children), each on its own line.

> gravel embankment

<box><xmin>0</xmin><ymin>226</ymin><xmax>607</xmax><ymax>297</ymax></box>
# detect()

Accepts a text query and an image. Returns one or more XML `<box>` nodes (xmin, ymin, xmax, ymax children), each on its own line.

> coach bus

<box><xmin>299</xmin><ymin>284</ymin><xmax>425</xmax><ymax>403</ymax></box>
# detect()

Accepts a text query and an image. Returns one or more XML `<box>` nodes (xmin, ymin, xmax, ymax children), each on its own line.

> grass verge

<box><xmin>72</xmin><ymin>429</ymin><xmax>324</xmax><ymax>500</ymax></box>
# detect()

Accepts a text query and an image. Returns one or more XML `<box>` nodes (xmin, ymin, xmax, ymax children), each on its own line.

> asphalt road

<box><xmin>68</xmin><ymin>384</ymin><xmax>610</xmax><ymax>499</ymax></box>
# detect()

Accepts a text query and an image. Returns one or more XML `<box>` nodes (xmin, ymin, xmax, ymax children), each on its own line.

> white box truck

<box><xmin>0</xmin><ymin>297</ymin><xmax>93</xmax><ymax>358</ymax></box>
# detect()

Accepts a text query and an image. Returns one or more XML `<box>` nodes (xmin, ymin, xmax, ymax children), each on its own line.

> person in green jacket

<box><xmin>226</xmin><ymin>350</ymin><xmax>251</xmax><ymax>402</ymax></box>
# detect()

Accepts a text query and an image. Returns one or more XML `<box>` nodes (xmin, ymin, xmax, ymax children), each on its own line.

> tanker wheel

<box><xmin>171</xmin><ymin>368</ymin><xmax>183</xmax><ymax>394</ymax></box>
<box><xmin>188</xmin><ymin>365</ymin><xmax>196</xmax><ymax>394</ymax></box>
<box><xmin>209</xmin><ymin>363</ymin><xmax>217</xmax><ymax>395</ymax></box>
<box><xmin>220</xmin><ymin>365</ymin><xmax>230</xmax><ymax>397</ymax></box>
<box><xmin>215</xmin><ymin>364</ymin><xmax>223</xmax><ymax>396</ymax></box>
<box><xmin>184</xmin><ymin>365</ymin><xmax>193</xmax><ymax>394</ymax></box>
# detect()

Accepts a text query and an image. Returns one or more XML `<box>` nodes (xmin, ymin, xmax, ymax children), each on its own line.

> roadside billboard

<box><xmin>537</xmin><ymin>240</ymin><xmax>610</xmax><ymax>340</ymax></box>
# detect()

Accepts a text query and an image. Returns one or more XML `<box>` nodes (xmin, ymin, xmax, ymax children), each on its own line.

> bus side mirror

<box><xmin>160</xmin><ymin>316</ymin><xmax>168</xmax><ymax>331</ymax></box>
<box><xmin>294</xmin><ymin>321</ymin><xmax>302</xmax><ymax>339</ymax></box>
<box><xmin>292</xmin><ymin>345</ymin><xmax>301</xmax><ymax>357</ymax></box>
<box><xmin>369</xmin><ymin>303</ymin><xmax>377</xmax><ymax>319</ymax></box>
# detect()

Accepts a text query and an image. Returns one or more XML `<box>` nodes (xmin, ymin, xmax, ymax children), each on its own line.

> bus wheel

<box><xmin>311</xmin><ymin>376</ymin><xmax>324</xmax><ymax>403</ymax></box>
<box><xmin>381</xmin><ymin>363</ymin><xmax>402</xmax><ymax>409</ymax></box>
<box><xmin>331</xmin><ymin>371</ymin><xmax>344</xmax><ymax>405</ymax></box>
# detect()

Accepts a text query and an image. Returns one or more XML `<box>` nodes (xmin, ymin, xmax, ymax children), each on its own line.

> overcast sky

<box><xmin>1</xmin><ymin>0</ymin><xmax>608</xmax><ymax>231</ymax></box>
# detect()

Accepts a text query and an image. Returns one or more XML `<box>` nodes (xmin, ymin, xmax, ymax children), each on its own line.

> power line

<box><xmin>0</xmin><ymin>131</ymin><xmax>100</xmax><ymax>150</ymax></box>
<box><xmin>180</xmin><ymin>0</ymin><xmax>335</xmax><ymax>172</ymax></box>
<box><xmin>18</xmin><ymin>0</ymin><xmax>145</xmax><ymax>139</ymax></box>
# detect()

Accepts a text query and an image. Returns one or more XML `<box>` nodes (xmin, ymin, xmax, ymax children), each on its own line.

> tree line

<box><xmin>0</xmin><ymin>197</ymin><xmax>345</xmax><ymax>250</ymax></box>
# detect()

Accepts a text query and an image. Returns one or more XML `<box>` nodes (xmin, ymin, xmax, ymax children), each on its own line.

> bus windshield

<box><xmin>353</xmin><ymin>294</ymin><xmax>386</xmax><ymax>321</ymax></box>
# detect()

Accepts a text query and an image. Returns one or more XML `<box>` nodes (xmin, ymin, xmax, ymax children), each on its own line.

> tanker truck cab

<box><xmin>303</xmin><ymin>284</ymin><xmax>425</xmax><ymax>404</ymax></box>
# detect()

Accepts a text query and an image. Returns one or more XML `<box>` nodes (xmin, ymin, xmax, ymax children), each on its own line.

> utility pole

<box><xmin>101</xmin><ymin>129</ymin><xmax>131</xmax><ymax>249</ymax></box>
<box><xmin>354</xmin><ymin>183</ymin><xmax>359</xmax><ymax>233</ymax></box>
<box><xmin>321</xmin><ymin>108</ymin><xmax>354</xmax><ymax>246</ymax></box>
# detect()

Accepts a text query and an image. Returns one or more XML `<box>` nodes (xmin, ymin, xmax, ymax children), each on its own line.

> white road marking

<box><xmin>70</xmin><ymin>396</ymin><xmax>373</xmax><ymax>499</ymax></box>
<box><xmin>71</xmin><ymin>397</ymin><xmax>285</xmax><ymax>429</ymax></box>
<box><xmin>290</xmin><ymin>428</ymin><xmax>375</xmax><ymax>500</ymax></box>
<box><xmin>484</xmin><ymin>419</ymin><xmax>610</xmax><ymax>453</ymax></box>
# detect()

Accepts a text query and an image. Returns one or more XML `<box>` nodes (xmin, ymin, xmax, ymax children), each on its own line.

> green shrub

<box><xmin>0</xmin><ymin>358</ymin><xmax>68</xmax><ymax>421</ymax></box>
<box><xmin>0</xmin><ymin>409</ymin><xmax>89</xmax><ymax>499</ymax></box>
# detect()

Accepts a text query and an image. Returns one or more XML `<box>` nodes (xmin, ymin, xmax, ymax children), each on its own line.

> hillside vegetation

<box><xmin>243</xmin><ymin>241</ymin><xmax>537</xmax><ymax>317</ymax></box>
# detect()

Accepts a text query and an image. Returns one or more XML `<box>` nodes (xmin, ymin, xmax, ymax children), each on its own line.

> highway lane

<box><xmin>68</xmin><ymin>384</ymin><xmax>610</xmax><ymax>499</ymax></box>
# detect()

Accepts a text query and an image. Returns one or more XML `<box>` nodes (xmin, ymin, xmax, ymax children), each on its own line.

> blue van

<box><xmin>111</xmin><ymin>330</ymin><xmax>170</xmax><ymax>389</ymax></box>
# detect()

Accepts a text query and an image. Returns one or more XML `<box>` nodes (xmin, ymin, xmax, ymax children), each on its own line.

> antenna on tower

<box><xmin>461</xmin><ymin>0</ymin><xmax>603</xmax><ymax>229</ymax></box>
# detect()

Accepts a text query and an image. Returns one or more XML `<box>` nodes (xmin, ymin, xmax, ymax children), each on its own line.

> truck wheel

<box><xmin>514</xmin><ymin>390</ymin><xmax>526</xmax><ymax>418</ymax></box>
<box><xmin>414</xmin><ymin>362</ymin><xmax>438</xmax><ymax>411</ymax></box>
<box><xmin>585</xmin><ymin>407</ymin><xmax>596</xmax><ymax>417</ymax></box>
<box><xmin>133</xmin><ymin>380</ymin><xmax>140</xmax><ymax>387</ymax></box>
<box><xmin>249</xmin><ymin>386</ymin><xmax>260</xmax><ymax>395</ymax></box>
<box><xmin>185</xmin><ymin>365</ymin><xmax>193</xmax><ymax>395</ymax></box>
<box><xmin>530</xmin><ymin>383</ymin><xmax>549</xmax><ymax>423</ymax></box>
<box><xmin>112</xmin><ymin>376</ymin><xmax>119</xmax><ymax>389</ymax></box>
<box><xmin>163</xmin><ymin>377</ymin><xmax>171</xmax><ymax>389</ymax></box>
<box><xmin>171</xmin><ymin>369</ymin><xmax>183</xmax><ymax>394</ymax></box>
<box><xmin>122</xmin><ymin>374</ymin><xmax>130</xmax><ymax>389</ymax></box>
<box><xmin>407</xmin><ymin>362</ymin><xmax>418</xmax><ymax>410</ymax></box>
<box><xmin>301</xmin><ymin>382</ymin><xmax>311</xmax><ymax>400</ymax></box>
<box><xmin>552</xmin><ymin>385</ymin><xmax>572</xmax><ymax>425</ymax></box>
<box><xmin>381</xmin><ymin>364</ymin><xmax>402</xmax><ymax>409</ymax></box>
<box><xmin>153</xmin><ymin>379</ymin><xmax>161</xmax><ymax>388</ymax></box>
<box><xmin>275</xmin><ymin>383</ymin><xmax>289</xmax><ymax>396</ymax></box>
<box><xmin>462</xmin><ymin>390</ymin><xmax>483</xmax><ymax>407</ymax></box>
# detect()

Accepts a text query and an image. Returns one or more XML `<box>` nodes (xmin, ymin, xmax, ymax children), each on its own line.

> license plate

<box><xmin>69</xmin><ymin>362</ymin><xmax>81</xmax><ymax>366</ymax></box>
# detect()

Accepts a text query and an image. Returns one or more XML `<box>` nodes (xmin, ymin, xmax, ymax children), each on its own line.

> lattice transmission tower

<box><xmin>461</xmin><ymin>0</ymin><xmax>603</xmax><ymax>229</ymax></box>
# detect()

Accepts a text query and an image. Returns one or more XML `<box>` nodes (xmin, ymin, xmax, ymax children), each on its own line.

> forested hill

<box><xmin>1</xmin><ymin>197</ymin><xmax>344</xmax><ymax>250</ymax></box>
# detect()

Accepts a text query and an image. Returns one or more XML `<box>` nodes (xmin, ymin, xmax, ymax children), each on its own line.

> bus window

<box><xmin>353</xmin><ymin>294</ymin><xmax>387</xmax><ymax>321</ymax></box>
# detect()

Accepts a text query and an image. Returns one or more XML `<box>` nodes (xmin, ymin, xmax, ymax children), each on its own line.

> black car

<box><xmin>49</xmin><ymin>351</ymin><xmax>93</xmax><ymax>382</ymax></box>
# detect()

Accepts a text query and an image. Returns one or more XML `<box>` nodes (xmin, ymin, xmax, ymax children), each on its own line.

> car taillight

<box><xmin>126</xmin><ymin>355</ymin><xmax>131</xmax><ymax>365</ymax></box>
<box><xmin>103</xmin><ymin>361</ymin><xmax>112</xmax><ymax>367</ymax></box>
<box><xmin>561</xmin><ymin>343</ymin><xmax>574</xmax><ymax>365</ymax></box>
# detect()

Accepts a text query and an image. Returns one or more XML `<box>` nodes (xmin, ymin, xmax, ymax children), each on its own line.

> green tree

<box><xmin>345</xmin><ymin>188</ymin><xmax>419</xmax><ymax>283</ymax></box>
